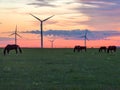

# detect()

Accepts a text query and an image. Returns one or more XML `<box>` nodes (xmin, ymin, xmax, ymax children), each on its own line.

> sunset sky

<box><xmin>0</xmin><ymin>0</ymin><xmax>120</xmax><ymax>48</ymax></box>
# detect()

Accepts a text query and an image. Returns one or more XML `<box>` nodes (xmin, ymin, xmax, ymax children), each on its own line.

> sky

<box><xmin>0</xmin><ymin>0</ymin><xmax>120</xmax><ymax>48</ymax></box>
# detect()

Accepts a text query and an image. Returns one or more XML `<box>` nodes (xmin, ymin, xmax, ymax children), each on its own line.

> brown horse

<box><xmin>73</xmin><ymin>45</ymin><xmax>86</xmax><ymax>52</ymax></box>
<box><xmin>107</xmin><ymin>46</ymin><xmax>116</xmax><ymax>53</ymax></box>
<box><xmin>4</xmin><ymin>44</ymin><xmax>22</xmax><ymax>55</ymax></box>
<box><xmin>99</xmin><ymin>46</ymin><xmax>107</xmax><ymax>52</ymax></box>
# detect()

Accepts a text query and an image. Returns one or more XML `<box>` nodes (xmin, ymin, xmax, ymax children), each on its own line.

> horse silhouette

<box><xmin>4</xmin><ymin>44</ymin><xmax>22</xmax><ymax>55</ymax></box>
<box><xmin>99</xmin><ymin>46</ymin><xmax>107</xmax><ymax>52</ymax></box>
<box><xmin>107</xmin><ymin>46</ymin><xmax>116</xmax><ymax>53</ymax></box>
<box><xmin>73</xmin><ymin>45</ymin><xmax>86</xmax><ymax>52</ymax></box>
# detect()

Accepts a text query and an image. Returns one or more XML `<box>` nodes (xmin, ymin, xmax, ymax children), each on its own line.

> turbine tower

<box><xmin>49</xmin><ymin>39</ymin><xmax>55</xmax><ymax>48</ymax></box>
<box><xmin>10</xmin><ymin>25</ymin><xmax>21</xmax><ymax>45</ymax></box>
<box><xmin>81</xmin><ymin>30</ymin><xmax>89</xmax><ymax>47</ymax></box>
<box><xmin>30</xmin><ymin>13</ymin><xmax>54</xmax><ymax>48</ymax></box>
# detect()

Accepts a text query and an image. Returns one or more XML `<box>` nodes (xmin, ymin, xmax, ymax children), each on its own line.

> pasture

<box><xmin>0</xmin><ymin>48</ymin><xmax>120</xmax><ymax>90</ymax></box>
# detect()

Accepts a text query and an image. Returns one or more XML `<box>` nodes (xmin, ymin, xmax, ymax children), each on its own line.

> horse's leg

<box><xmin>3</xmin><ymin>49</ymin><xmax>6</xmax><ymax>55</ymax></box>
<box><xmin>18</xmin><ymin>47</ymin><xmax>22</xmax><ymax>53</ymax></box>
<box><xmin>73</xmin><ymin>48</ymin><xmax>75</xmax><ymax>52</ymax></box>
<box><xmin>7</xmin><ymin>50</ymin><xmax>9</xmax><ymax>54</ymax></box>
<box><xmin>99</xmin><ymin>49</ymin><xmax>100</xmax><ymax>52</ymax></box>
<box><xmin>107</xmin><ymin>49</ymin><xmax>109</xmax><ymax>53</ymax></box>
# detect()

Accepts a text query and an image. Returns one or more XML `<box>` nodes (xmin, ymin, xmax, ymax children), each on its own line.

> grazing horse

<box><xmin>107</xmin><ymin>46</ymin><xmax>116</xmax><ymax>53</ymax></box>
<box><xmin>4</xmin><ymin>44</ymin><xmax>22</xmax><ymax>55</ymax></box>
<box><xmin>99</xmin><ymin>46</ymin><xmax>107</xmax><ymax>52</ymax></box>
<box><xmin>73</xmin><ymin>45</ymin><xmax>86</xmax><ymax>52</ymax></box>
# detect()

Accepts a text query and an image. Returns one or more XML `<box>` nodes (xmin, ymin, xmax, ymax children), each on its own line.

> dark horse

<box><xmin>4</xmin><ymin>44</ymin><xmax>22</xmax><ymax>55</ymax></box>
<box><xmin>73</xmin><ymin>45</ymin><xmax>86</xmax><ymax>52</ymax></box>
<box><xmin>99</xmin><ymin>46</ymin><xmax>107</xmax><ymax>52</ymax></box>
<box><xmin>107</xmin><ymin>46</ymin><xmax>116</xmax><ymax>53</ymax></box>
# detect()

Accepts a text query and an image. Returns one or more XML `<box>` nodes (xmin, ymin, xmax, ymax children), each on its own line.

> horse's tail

<box><xmin>3</xmin><ymin>47</ymin><xmax>7</xmax><ymax>55</ymax></box>
<box><xmin>18</xmin><ymin>46</ymin><xmax>22</xmax><ymax>53</ymax></box>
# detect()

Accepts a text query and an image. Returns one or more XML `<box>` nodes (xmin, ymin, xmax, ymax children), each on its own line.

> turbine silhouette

<box><xmin>10</xmin><ymin>25</ymin><xmax>22</xmax><ymax>45</ymax></box>
<box><xmin>81</xmin><ymin>30</ymin><xmax>89</xmax><ymax>47</ymax></box>
<box><xmin>30</xmin><ymin>13</ymin><xmax>54</xmax><ymax>48</ymax></box>
<box><xmin>49</xmin><ymin>40</ymin><xmax>55</xmax><ymax>48</ymax></box>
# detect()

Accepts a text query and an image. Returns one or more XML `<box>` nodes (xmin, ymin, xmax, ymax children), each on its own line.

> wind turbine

<box><xmin>10</xmin><ymin>25</ymin><xmax>22</xmax><ymax>45</ymax></box>
<box><xmin>30</xmin><ymin>13</ymin><xmax>54</xmax><ymax>48</ymax></box>
<box><xmin>49</xmin><ymin>39</ymin><xmax>55</xmax><ymax>48</ymax></box>
<box><xmin>81</xmin><ymin>30</ymin><xmax>89</xmax><ymax>47</ymax></box>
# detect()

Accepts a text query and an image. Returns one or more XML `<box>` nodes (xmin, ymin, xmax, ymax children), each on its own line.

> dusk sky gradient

<box><xmin>0</xmin><ymin>0</ymin><xmax>120</xmax><ymax>48</ymax></box>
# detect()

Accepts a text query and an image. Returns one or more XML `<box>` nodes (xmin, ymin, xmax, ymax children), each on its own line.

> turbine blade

<box><xmin>43</xmin><ymin>15</ymin><xmax>54</xmax><ymax>21</ymax></box>
<box><xmin>80</xmin><ymin>35</ymin><xmax>85</xmax><ymax>38</ymax></box>
<box><xmin>30</xmin><ymin>13</ymin><xmax>41</xmax><ymax>21</ymax></box>
<box><xmin>86</xmin><ymin>37</ymin><xmax>89</xmax><ymax>40</ymax></box>
<box><xmin>16</xmin><ymin>33</ymin><xmax>22</xmax><ymax>38</ymax></box>
<box><xmin>9</xmin><ymin>33</ymin><xmax>15</xmax><ymax>36</ymax></box>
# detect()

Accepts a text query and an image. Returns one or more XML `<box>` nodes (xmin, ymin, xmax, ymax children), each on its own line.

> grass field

<box><xmin>0</xmin><ymin>48</ymin><xmax>120</xmax><ymax>90</ymax></box>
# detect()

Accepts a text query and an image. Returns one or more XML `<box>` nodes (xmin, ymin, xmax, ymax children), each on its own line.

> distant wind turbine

<box><xmin>81</xmin><ymin>30</ymin><xmax>89</xmax><ymax>47</ymax></box>
<box><xmin>49</xmin><ymin>39</ymin><xmax>55</xmax><ymax>48</ymax></box>
<box><xmin>30</xmin><ymin>13</ymin><xmax>54</xmax><ymax>48</ymax></box>
<box><xmin>10</xmin><ymin>25</ymin><xmax>22</xmax><ymax>45</ymax></box>
<box><xmin>47</xmin><ymin>34</ymin><xmax>56</xmax><ymax>48</ymax></box>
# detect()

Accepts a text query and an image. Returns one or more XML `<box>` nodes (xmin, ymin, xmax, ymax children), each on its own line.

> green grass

<box><xmin>0</xmin><ymin>48</ymin><xmax>120</xmax><ymax>90</ymax></box>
